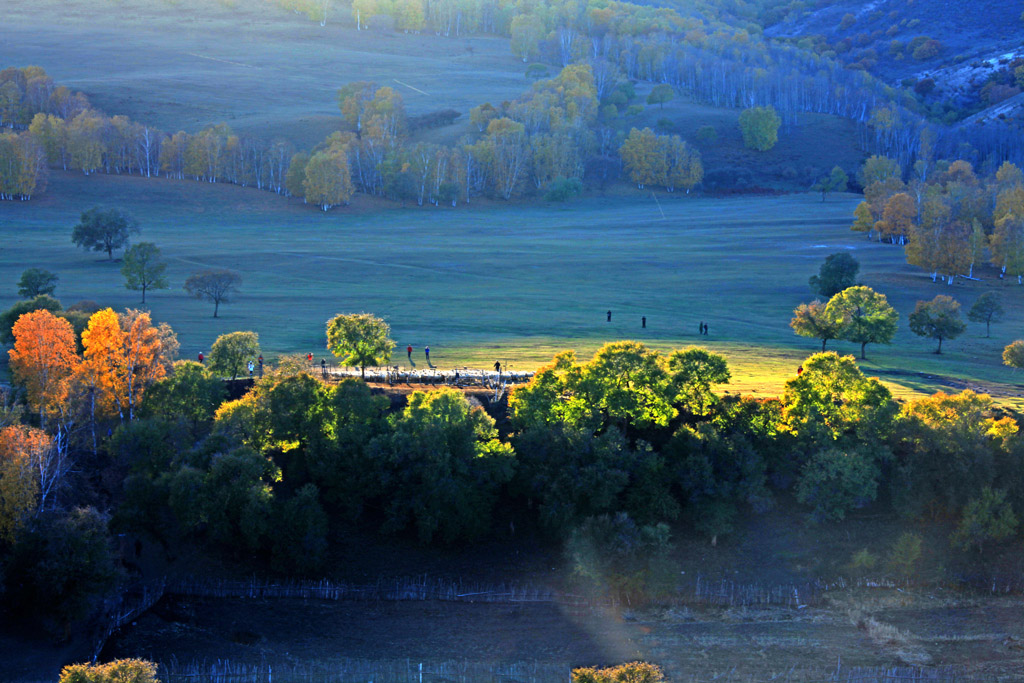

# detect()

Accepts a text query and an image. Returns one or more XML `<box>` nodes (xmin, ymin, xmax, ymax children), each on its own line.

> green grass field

<box><xmin>4</xmin><ymin>0</ymin><xmax>527</xmax><ymax>149</ymax></box>
<box><xmin>3</xmin><ymin>171</ymin><xmax>1024</xmax><ymax>404</ymax></box>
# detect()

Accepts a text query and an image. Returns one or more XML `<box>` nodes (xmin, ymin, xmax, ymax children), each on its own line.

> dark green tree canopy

<box><xmin>809</xmin><ymin>252</ymin><xmax>859</xmax><ymax>298</ymax></box>
<box><xmin>967</xmin><ymin>292</ymin><xmax>1004</xmax><ymax>338</ymax></box>
<box><xmin>121</xmin><ymin>242</ymin><xmax>169</xmax><ymax>304</ymax></box>
<box><xmin>71</xmin><ymin>206</ymin><xmax>139</xmax><ymax>260</ymax></box>
<box><xmin>0</xmin><ymin>294</ymin><xmax>63</xmax><ymax>344</ymax></box>
<box><xmin>908</xmin><ymin>295</ymin><xmax>966</xmax><ymax>354</ymax></box>
<box><xmin>209</xmin><ymin>331</ymin><xmax>260</xmax><ymax>380</ymax></box>
<box><xmin>17</xmin><ymin>268</ymin><xmax>58</xmax><ymax>298</ymax></box>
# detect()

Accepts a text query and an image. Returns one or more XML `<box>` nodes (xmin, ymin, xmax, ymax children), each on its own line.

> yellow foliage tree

<box><xmin>0</xmin><ymin>425</ymin><xmax>46</xmax><ymax>543</ymax></box>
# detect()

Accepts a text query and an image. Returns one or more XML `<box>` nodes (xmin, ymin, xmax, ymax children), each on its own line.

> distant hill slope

<box><xmin>766</xmin><ymin>0</ymin><xmax>1024</xmax><ymax>122</ymax></box>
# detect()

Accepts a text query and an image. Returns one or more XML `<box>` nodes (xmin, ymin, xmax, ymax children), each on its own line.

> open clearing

<box><xmin>3</xmin><ymin>0</ymin><xmax>528</xmax><ymax>148</ymax></box>
<box><xmin>3</xmin><ymin>172</ymin><xmax>1024</xmax><ymax>403</ymax></box>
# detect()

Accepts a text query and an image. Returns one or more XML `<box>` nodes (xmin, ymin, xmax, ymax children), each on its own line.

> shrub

<box><xmin>887</xmin><ymin>532</ymin><xmax>923</xmax><ymax>577</ymax></box>
<box><xmin>545</xmin><ymin>177</ymin><xmax>583</xmax><ymax>202</ymax></box>
<box><xmin>573</xmin><ymin>662</ymin><xmax>665</xmax><ymax>683</ymax></box>
<box><xmin>694</xmin><ymin>125</ymin><xmax>717</xmax><ymax>143</ymax></box>
<box><xmin>912</xmin><ymin>38</ymin><xmax>942</xmax><ymax>60</ymax></box>
<box><xmin>59</xmin><ymin>659</ymin><xmax>159</xmax><ymax>683</ymax></box>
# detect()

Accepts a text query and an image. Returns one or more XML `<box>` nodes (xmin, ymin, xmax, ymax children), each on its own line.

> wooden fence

<box><xmin>156</xmin><ymin>660</ymin><xmax>993</xmax><ymax>683</ymax></box>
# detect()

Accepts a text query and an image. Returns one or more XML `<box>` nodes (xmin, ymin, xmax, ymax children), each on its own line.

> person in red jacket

<box><xmin>198</xmin><ymin>352</ymin><xmax>204</xmax><ymax>364</ymax></box>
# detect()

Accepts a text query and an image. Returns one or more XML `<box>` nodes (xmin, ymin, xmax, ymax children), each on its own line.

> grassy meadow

<box><xmin>3</xmin><ymin>171</ymin><xmax>1024</xmax><ymax>404</ymax></box>
<box><xmin>4</xmin><ymin>0</ymin><xmax>528</xmax><ymax>149</ymax></box>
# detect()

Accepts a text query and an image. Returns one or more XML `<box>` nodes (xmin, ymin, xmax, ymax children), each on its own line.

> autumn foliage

<box><xmin>7</xmin><ymin>309</ymin><xmax>79</xmax><ymax>426</ymax></box>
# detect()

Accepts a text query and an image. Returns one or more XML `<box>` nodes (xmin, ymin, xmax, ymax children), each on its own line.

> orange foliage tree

<box><xmin>7</xmin><ymin>309</ymin><xmax>79</xmax><ymax>429</ymax></box>
<box><xmin>81</xmin><ymin>308</ymin><xmax>166</xmax><ymax>422</ymax></box>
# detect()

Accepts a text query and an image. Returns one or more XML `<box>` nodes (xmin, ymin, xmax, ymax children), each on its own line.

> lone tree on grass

<box><xmin>120</xmin><ymin>243</ymin><xmax>168</xmax><ymax>304</ymax></box>
<box><xmin>326</xmin><ymin>312</ymin><xmax>394</xmax><ymax>379</ymax></box>
<box><xmin>790</xmin><ymin>299</ymin><xmax>843</xmax><ymax>351</ymax></box>
<box><xmin>71</xmin><ymin>207</ymin><xmax>139</xmax><ymax>260</ymax></box>
<box><xmin>209</xmin><ymin>331</ymin><xmax>260</xmax><ymax>381</ymax></box>
<box><xmin>824</xmin><ymin>285</ymin><xmax>899</xmax><ymax>359</ymax></box>
<box><xmin>17</xmin><ymin>268</ymin><xmax>58</xmax><ymax>298</ymax></box>
<box><xmin>967</xmin><ymin>292</ymin><xmax>1004</xmax><ymax>338</ymax></box>
<box><xmin>809</xmin><ymin>252</ymin><xmax>859</xmax><ymax>297</ymax></box>
<box><xmin>646</xmin><ymin>84</ymin><xmax>674</xmax><ymax>109</ymax></box>
<box><xmin>908</xmin><ymin>295</ymin><xmax>966</xmax><ymax>354</ymax></box>
<box><xmin>812</xmin><ymin>166</ymin><xmax>849</xmax><ymax>201</ymax></box>
<box><xmin>183</xmin><ymin>269</ymin><xmax>241</xmax><ymax>317</ymax></box>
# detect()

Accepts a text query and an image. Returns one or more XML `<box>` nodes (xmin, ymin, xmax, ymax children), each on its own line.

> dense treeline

<box><xmin>4</xmin><ymin>298</ymin><xmax>1024</xmax><ymax>635</ymax></box>
<box><xmin>283</xmin><ymin>0</ymin><xmax>1024</xmax><ymax>173</ymax></box>
<box><xmin>849</xmin><ymin>152</ymin><xmax>1024</xmax><ymax>283</ymax></box>
<box><xmin>0</xmin><ymin>66</ymin><xmax>294</xmax><ymax>202</ymax></box>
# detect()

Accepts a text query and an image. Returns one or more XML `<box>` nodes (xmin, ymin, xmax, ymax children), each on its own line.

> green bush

<box><xmin>738</xmin><ymin>106</ymin><xmax>781</xmax><ymax>151</ymax></box>
<box><xmin>887</xmin><ymin>532</ymin><xmax>923</xmax><ymax>577</ymax></box>
<box><xmin>545</xmin><ymin>177</ymin><xmax>583</xmax><ymax>202</ymax></box>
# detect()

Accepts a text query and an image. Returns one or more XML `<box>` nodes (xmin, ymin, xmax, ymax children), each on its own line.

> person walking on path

<box><xmin>307</xmin><ymin>352</ymin><xmax>313</xmax><ymax>364</ymax></box>
<box><xmin>407</xmin><ymin>345</ymin><xmax>413</xmax><ymax>363</ymax></box>
<box><xmin>258</xmin><ymin>355</ymin><xmax>263</xmax><ymax>378</ymax></box>
<box><xmin>607</xmin><ymin>310</ymin><xmax>612</xmax><ymax>322</ymax></box>
<box><xmin>641</xmin><ymin>316</ymin><xmax>646</xmax><ymax>329</ymax></box>
<box><xmin>425</xmin><ymin>345</ymin><xmax>431</xmax><ymax>366</ymax></box>
<box><xmin>699</xmin><ymin>321</ymin><xmax>704</xmax><ymax>335</ymax></box>
<box><xmin>198</xmin><ymin>351</ymin><xmax>204</xmax><ymax>364</ymax></box>
<box><xmin>703</xmin><ymin>322</ymin><xmax>709</xmax><ymax>336</ymax></box>
<box><xmin>321</xmin><ymin>358</ymin><xmax>327</xmax><ymax>378</ymax></box>
<box><xmin>247</xmin><ymin>360</ymin><xmax>255</xmax><ymax>378</ymax></box>
<box><xmin>494</xmin><ymin>360</ymin><xmax>501</xmax><ymax>375</ymax></box>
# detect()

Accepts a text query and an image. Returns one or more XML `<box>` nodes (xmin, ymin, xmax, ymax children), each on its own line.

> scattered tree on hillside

<box><xmin>967</xmin><ymin>293</ymin><xmax>1003</xmax><ymax>337</ymax></box>
<box><xmin>16</xmin><ymin>268</ymin><xmax>58</xmax><ymax>298</ymax></box>
<box><xmin>326</xmin><ymin>313</ymin><xmax>395</xmax><ymax>378</ymax></box>
<box><xmin>183</xmin><ymin>269</ymin><xmax>241</xmax><ymax>317</ymax></box>
<box><xmin>812</xmin><ymin>166</ymin><xmax>849</xmax><ymax>201</ymax></box>
<box><xmin>120</xmin><ymin>243</ymin><xmax>168</xmax><ymax>303</ymax></box>
<box><xmin>738</xmin><ymin>106</ymin><xmax>780</xmax><ymax>152</ymax></box>
<box><xmin>908</xmin><ymin>295</ymin><xmax>966</xmax><ymax>354</ymax></box>
<box><xmin>646</xmin><ymin>84</ymin><xmax>675</xmax><ymax>109</ymax></box>
<box><xmin>71</xmin><ymin>207</ymin><xmax>139</xmax><ymax>260</ymax></box>
<box><xmin>809</xmin><ymin>252</ymin><xmax>859</xmax><ymax>297</ymax></box>
<box><xmin>572</xmin><ymin>661</ymin><xmax>665</xmax><ymax>683</ymax></box>
<box><xmin>791</xmin><ymin>300</ymin><xmax>842</xmax><ymax>351</ymax></box>
<box><xmin>209</xmin><ymin>331</ymin><xmax>261</xmax><ymax>381</ymax></box>
<box><xmin>825</xmin><ymin>286</ymin><xmax>899</xmax><ymax>359</ymax></box>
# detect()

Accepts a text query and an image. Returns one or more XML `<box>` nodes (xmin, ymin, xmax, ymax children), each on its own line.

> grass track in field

<box><xmin>3</xmin><ymin>171</ymin><xmax>1024</xmax><ymax>404</ymax></box>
